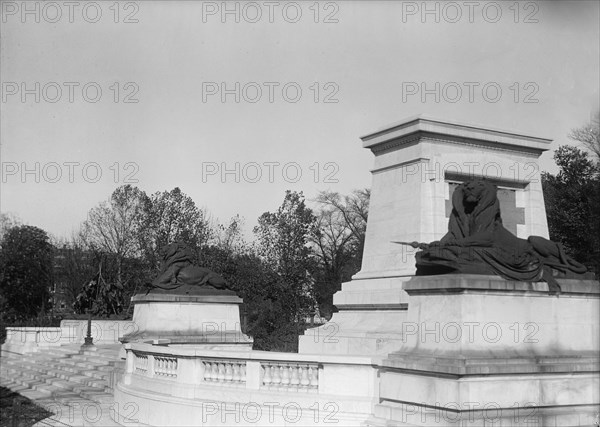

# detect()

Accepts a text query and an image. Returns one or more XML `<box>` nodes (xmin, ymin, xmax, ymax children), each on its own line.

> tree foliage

<box><xmin>0</xmin><ymin>184</ymin><xmax>372</xmax><ymax>352</ymax></box>
<box><xmin>542</xmin><ymin>145</ymin><xmax>600</xmax><ymax>276</ymax></box>
<box><xmin>252</xmin><ymin>191</ymin><xmax>318</xmax><ymax>351</ymax></box>
<box><xmin>139</xmin><ymin>187</ymin><xmax>211</xmax><ymax>271</ymax></box>
<box><xmin>0</xmin><ymin>225</ymin><xmax>54</xmax><ymax>321</ymax></box>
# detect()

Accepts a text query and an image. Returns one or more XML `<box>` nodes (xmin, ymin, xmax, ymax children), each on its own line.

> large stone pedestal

<box><xmin>121</xmin><ymin>288</ymin><xmax>252</xmax><ymax>348</ymax></box>
<box><xmin>374</xmin><ymin>275</ymin><xmax>600</xmax><ymax>426</ymax></box>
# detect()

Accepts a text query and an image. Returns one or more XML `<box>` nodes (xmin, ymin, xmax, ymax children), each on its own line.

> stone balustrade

<box><xmin>2</xmin><ymin>327</ymin><xmax>65</xmax><ymax>354</ymax></box>
<box><xmin>202</xmin><ymin>359</ymin><xmax>246</xmax><ymax>385</ymax></box>
<box><xmin>117</xmin><ymin>342</ymin><xmax>381</xmax><ymax>426</ymax></box>
<box><xmin>261</xmin><ymin>361</ymin><xmax>318</xmax><ymax>392</ymax></box>
<box><xmin>2</xmin><ymin>320</ymin><xmax>136</xmax><ymax>354</ymax></box>
<box><xmin>133</xmin><ymin>352</ymin><xmax>149</xmax><ymax>375</ymax></box>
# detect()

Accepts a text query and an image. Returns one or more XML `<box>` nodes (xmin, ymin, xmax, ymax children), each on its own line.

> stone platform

<box><xmin>121</xmin><ymin>288</ymin><xmax>252</xmax><ymax>348</ymax></box>
<box><xmin>374</xmin><ymin>274</ymin><xmax>600</xmax><ymax>426</ymax></box>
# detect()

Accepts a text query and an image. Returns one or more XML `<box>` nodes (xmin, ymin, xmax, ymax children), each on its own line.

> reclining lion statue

<box><xmin>148</xmin><ymin>240</ymin><xmax>228</xmax><ymax>292</ymax></box>
<box><xmin>412</xmin><ymin>180</ymin><xmax>590</xmax><ymax>293</ymax></box>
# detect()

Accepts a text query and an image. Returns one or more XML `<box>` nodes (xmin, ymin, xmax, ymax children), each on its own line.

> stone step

<box><xmin>31</xmin><ymin>383</ymin><xmax>68</xmax><ymax>395</ymax></box>
<box><xmin>17</xmin><ymin>388</ymin><xmax>52</xmax><ymax>400</ymax></box>
<box><xmin>71</xmin><ymin>353</ymin><xmax>116</xmax><ymax>363</ymax></box>
<box><xmin>72</xmin><ymin>384</ymin><xmax>105</xmax><ymax>395</ymax></box>
<box><xmin>1</xmin><ymin>343</ymin><xmax>121</xmax><ymax>424</ymax></box>
<box><xmin>33</xmin><ymin>373</ymin><xmax>56</xmax><ymax>383</ymax></box>
<box><xmin>81</xmin><ymin>391</ymin><xmax>113</xmax><ymax>404</ymax></box>
<box><xmin>48</xmin><ymin>378</ymin><xmax>79</xmax><ymax>390</ymax></box>
<box><xmin>83</xmin><ymin>370</ymin><xmax>110</xmax><ymax>380</ymax></box>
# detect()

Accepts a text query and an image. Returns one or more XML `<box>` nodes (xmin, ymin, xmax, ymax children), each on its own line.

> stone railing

<box><xmin>261</xmin><ymin>361</ymin><xmax>319</xmax><ymax>392</ymax></box>
<box><xmin>2</xmin><ymin>320</ymin><xmax>137</xmax><ymax>354</ymax></box>
<box><xmin>1</xmin><ymin>327</ymin><xmax>63</xmax><ymax>354</ymax></box>
<box><xmin>118</xmin><ymin>342</ymin><xmax>381</xmax><ymax>426</ymax></box>
<box><xmin>202</xmin><ymin>359</ymin><xmax>246</xmax><ymax>385</ymax></box>
<box><xmin>124</xmin><ymin>343</ymin><xmax>334</xmax><ymax>393</ymax></box>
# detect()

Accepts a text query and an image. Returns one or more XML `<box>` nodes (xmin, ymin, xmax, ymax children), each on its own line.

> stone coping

<box><xmin>126</xmin><ymin>342</ymin><xmax>383</xmax><ymax>366</ymax></box>
<box><xmin>381</xmin><ymin>352</ymin><xmax>600</xmax><ymax>376</ymax></box>
<box><xmin>121</xmin><ymin>332</ymin><xmax>251</xmax><ymax>345</ymax></box>
<box><xmin>403</xmin><ymin>274</ymin><xmax>600</xmax><ymax>296</ymax></box>
<box><xmin>361</xmin><ymin>115</ymin><xmax>552</xmax><ymax>154</ymax></box>
<box><xmin>131</xmin><ymin>292</ymin><xmax>242</xmax><ymax>304</ymax></box>
<box><xmin>336</xmin><ymin>303</ymin><xmax>408</xmax><ymax>311</ymax></box>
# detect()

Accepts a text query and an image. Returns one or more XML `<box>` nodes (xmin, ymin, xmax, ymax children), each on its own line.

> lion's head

<box><xmin>458</xmin><ymin>180</ymin><xmax>497</xmax><ymax>214</ymax></box>
<box><xmin>159</xmin><ymin>240</ymin><xmax>195</xmax><ymax>267</ymax></box>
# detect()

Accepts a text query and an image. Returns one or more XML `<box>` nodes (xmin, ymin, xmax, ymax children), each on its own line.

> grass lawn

<box><xmin>0</xmin><ymin>387</ymin><xmax>53</xmax><ymax>427</ymax></box>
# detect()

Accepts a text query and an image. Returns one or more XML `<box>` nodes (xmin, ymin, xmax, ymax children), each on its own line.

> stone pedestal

<box><xmin>357</xmin><ymin>115</ymin><xmax>551</xmax><ymax>279</ymax></box>
<box><xmin>121</xmin><ymin>288</ymin><xmax>252</xmax><ymax>348</ymax></box>
<box><xmin>374</xmin><ymin>275</ymin><xmax>600</xmax><ymax>426</ymax></box>
<box><xmin>301</xmin><ymin>116</ymin><xmax>554</xmax><ymax>356</ymax></box>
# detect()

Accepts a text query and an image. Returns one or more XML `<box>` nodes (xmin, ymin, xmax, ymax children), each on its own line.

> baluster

<box><xmin>232</xmin><ymin>363</ymin><xmax>240</xmax><ymax>382</ymax></box>
<box><xmin>263</xmin><ymin>363</ymin><xmax>272</xmax><ymax>386</ymax></box>
<box><xmin>300</xmin><ymin>365</ymin><xmax>310</xmax><ymax>387</ymax></box>
<box><xmin>205</xmin><ymin>362</ymin><xmax>213</xmax><ymax>381</ymax></box>
<box><xmin>281</xmin><ymin>364</ymin><xmax>291</xmax><ymax>386</ymax></box>
<box><xmin>309</xmin><ymin>366</ymin><xmax>318</xmax><ymax>388</ymax></box>
<box><xmin>225</xmin><ymin>363</ymin><xmax>233</xmax><ymax>381</ymax></box>
<box><xmin>210</xmin><ymin>362</ymin><xmax>217</xmax><ymax>381</ymax></box>
<box><xmin>240</xmin><ymin>363</ymin><xmax>246</xmax><ymax>382</ymax></box>
<box><xmin>271</xmin><ymin>363</ymin><xmax>282</xmax><ymax>387</ymax></box>
<box><xmin>217</xmin><ymin>363</ymin><xmax>226</xmax><ymax>381</ymax></box>
<box><xmin>290</xmin><ymin>364</ymin><xmax>300</xmax><ymax>387</ymax></box>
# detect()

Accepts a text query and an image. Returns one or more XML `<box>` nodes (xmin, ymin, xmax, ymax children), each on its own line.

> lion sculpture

<box><xmin>414</xmin><ymin>180</ymin><xmax>589</xmax><ymax>293</ymax></box>
<box><xmin>148</xmin><ymin>240</ymin><xmax>228</xmax><ymax>291</ymax></box>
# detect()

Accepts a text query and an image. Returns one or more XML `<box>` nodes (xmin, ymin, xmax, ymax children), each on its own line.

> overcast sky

<box><xmin>1</xmin><ymin>0</ymin><xmax>599</xmax><ymax>240</ymax></box>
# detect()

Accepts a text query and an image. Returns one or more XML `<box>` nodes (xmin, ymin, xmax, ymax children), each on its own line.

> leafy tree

<box><xmin>253</xmin><ymin>191</ymin><xmax>318</xmax><ymax>351</ymax></box>
<box><xmin>198</xmin><ymin>245</ymin><xmax>293</xmax><ymax>350</ymax></box>
<box><xmin>0</xmin><ymin>225</ymin><xmax>54</xmax><ymax>321</ymax></box>
<box><xmin>212</xmin><ymin>214</ymin><xmax>247</xmax><ymax>255</ymax></box>
<box><xmin>311</xmin><ymin>189</ymin><xmax>369</xmax><ymax>318</ymax></box>
<box><xmin>139</xmin><ymin>187</ymin><xmax>212</xmax><ymax>271</ymax></box>
<box><xmin>542</xmin><ymin>145</ymin><xmax>600</xmax><ymax>276</ymax></box>
<box><xmin>52</xmin><ymin>238</ymin><xmax>97</xmax><ymax>314</ymax></box>
<box><xmin>0</xmin><ymin>213</ymin><xmax>21</xmax><ymax>244</ymax></box>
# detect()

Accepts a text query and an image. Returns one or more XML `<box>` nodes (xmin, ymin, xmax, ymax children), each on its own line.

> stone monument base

<box><xmin>373</xmin><ymin>274</ymin><xmax>600</xmax><ymax>426</ymax></box>
<box><xmin>121</xmin><ymin>288</ymin><xmax>252</xmax><ymax>348</ymax></box>
<box><xmin>299</xmin><ymin>276</ymin><xmax>411</xmax><ymax>355</ymax></box>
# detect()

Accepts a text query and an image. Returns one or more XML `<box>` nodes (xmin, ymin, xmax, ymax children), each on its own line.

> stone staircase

<box><xmin>0</xmin><ymin>344</ymin><xmax>125</xmax><ymax>426</ymax></box>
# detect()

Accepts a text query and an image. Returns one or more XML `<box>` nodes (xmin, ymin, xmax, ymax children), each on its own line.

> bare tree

<box><xmin>310</xmin><ymin>189</ymin><xmax>370</xmax><ymax>318</ymax></box>
<box><xmin>569</xmin><ymin>111</ymin><xmax>600</xmax><ymax>161</ymax></box>
<box><xmin>80</xmin><ymin>185</ymin><xmax>150</xmax><ymax>286</ymax></box>
<box><xmin>313</xmin><ymin>188</ymin><xmax>370</xmax><ymax>259</ymax></box>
